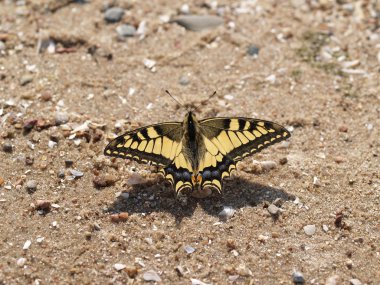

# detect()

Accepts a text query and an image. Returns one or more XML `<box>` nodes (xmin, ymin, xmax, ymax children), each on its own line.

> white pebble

<box><xmin>224</xmin><ymin>94</ymin><xmax>234</xmax><ymax>100</ymax></box>
<box><xmin>322</xmin><ymin>224</ymin><xmax>329</xmax><ymax>232</ymax></box>
<box><xmin>184</xmin><ymin>245</ymin><xmax>195</xmax><ymax>254</ymax></box>
<box><xmin>17</xmin><ymin>257</ymin><xmax>27</xmax><ymax>267</ymax></box>
<box><xmin>313</xmin><ymin>176</ymin><xmax>322</xmax><ymax>187</ymax></box>
<box><xmin>114</xmin><ymin>263</ymin><xmax>126</xmax><ymax>271</ymax></box>
<box><xmin>143</xmin><ymin>270</ymin><xmax>161</xmax><ymax>282</ymax></box>
<box><xmin>52</xmin><ymin>221</ymin><xmax>58</xmax><ymax>227</ymax></box>
<box><xmin>23</xmin><ymin>240</ymin><xmax>32</xmax><ymax>250</ymax></box>
<box><xmin>260</xmin><ymin>160</ymin><xmax>277</xmax><ymax>171</ymax></box>
<box><xmin>143</xmin><ymin>58</ymin><xmax>156</xmax><ymax>69</ymax></box>
<box><xmin>350</xmin><ymin>279</ymin><xmax>362</xmax><ymax>285</ymax></box>
<box><xmin>36</xmin><ymin>237</ymin><xmax>45</xmax><ymax>243</ymax></box>
<box><xmin>265</xmin><ymin>74</ymin><xmax>276</xmax><ymax>84</ymax></box>
<box><xmin>304</xmin><ymin>224</ymin><xmax>316</xmax><ymax>236</ymax></box>
<box><xmin>191</xmin><ymin>278</ymin><xmax>211</xmax><ymax>285</ymax></box>
<box><xmin>48</xmin><ymin>140</ymin><xmax>57</xmax><ymax>149</ymax></box>
<box><xmin>218</xmin><ymin>206</ymin><xmax>235</xmax><ymax>220</ymax></box>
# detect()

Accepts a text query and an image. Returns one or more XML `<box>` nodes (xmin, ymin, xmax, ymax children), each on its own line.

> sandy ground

<box><xmin>0</xmin><ymin>0</ymin><xmax>379</xmax><ymax>284</ymax></box>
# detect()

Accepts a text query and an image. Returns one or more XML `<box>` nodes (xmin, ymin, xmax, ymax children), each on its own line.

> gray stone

<box><xmin>116</xmin><ymin>24</ymin><xmax>136</xmax><ymax>37</ymax></box>
<box><xmin>55</xmin><ymin>112</ymin><xmax>69</xmax><ymax>125</ymax></box>
<box><xmin>26</xmin><ymin>180</ymin><xmax>37</xmax><ymax>192</ymax></box>
<box><xmin>179</xmin><ymin>75</ymin><xmax>190</xmax><ymax>86</ymax></box>
<box><xmin>247</xmin><ymin>45</ymin><xmax>260</xmax><ymax>56</ymax></box>
<box><xmin>292</xmin><ymin>271</ymin><xmax>305</xmax><ymax>284</ymax></box>
<box><xmin>267</xmin><ymin>204</ymin><xmax>280</xmax><ymax>216</ymax></box>
<box><xmin>172</xmin><ymin>15</ymin><xmax>223</xmax><ymax>31</ymax></box>
<box><xmin>104</xmin><ymin>7</ymin><xmax>124</xmax><ymax>23</ymax></box>
<box><xmin>218</xmin><ymin>206</ymin><xmax>235</xmax><ymax>220</ymax></box>
<box><xmin>69</xmin><ymin>169</ymin><xmax>84</xmax><ymax>178</ymax></box>
<box><xmin>143</xmin><ymin>270</ymin><xmax>161</xmax><ymax>282</ymax></box>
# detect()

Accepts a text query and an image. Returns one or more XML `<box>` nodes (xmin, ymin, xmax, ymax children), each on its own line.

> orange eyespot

<box><xmin>191</xmin><ymin>174</ymin><xmax>202</xmax><ymax>185</ymax></box>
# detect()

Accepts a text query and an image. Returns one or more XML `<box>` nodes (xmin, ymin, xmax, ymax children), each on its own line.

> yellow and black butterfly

<box><xmin>104</xmin><ymin>109</ymin><xmax>291</xmax><ymax>194</ymax></box>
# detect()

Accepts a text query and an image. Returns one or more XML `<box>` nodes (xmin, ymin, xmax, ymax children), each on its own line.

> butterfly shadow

<box><xmin>107</xmin><ymin>176</ymin><xmax>295</xmax><ymax>224</ymax></box>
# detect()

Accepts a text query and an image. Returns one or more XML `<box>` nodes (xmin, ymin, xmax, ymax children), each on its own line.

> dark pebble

<box><xmin>279</xmin><ymin>157</ymin><xmax>288</xmax><ymax>165</ymax></box>
<box><xmin>57</xmin><ymin>169</ymin><xmax>65</xmax><ymax>179</ymax></box>
<box><xmin>65</xmin><ymin>160</ymin><xmax>74</xmax><ymax>168</ymax></box>
<box><xmin>247</xmin><ymin>45</ymin><xmax>260</xmax><ymax>56</ymax></box>
<box><xmin>2</xmin><ymin>142</ymin><xmax>13</xmax><ymax>153</ymax></box>
<box><xmin>292</xmin><ymin>271</ymin><xmax>305</xmax><ymax>284</ymax></box>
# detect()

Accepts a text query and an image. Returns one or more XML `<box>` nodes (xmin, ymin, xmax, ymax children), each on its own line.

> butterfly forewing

<box><xmin>198</xmin><ymin>117</ymin><xmax>291</xmax><ymax>190</ymax></box>
<box><xmin>104</xmin><ymin>123</ymin><xmax>182</xmax><ymax>166</ymax></box>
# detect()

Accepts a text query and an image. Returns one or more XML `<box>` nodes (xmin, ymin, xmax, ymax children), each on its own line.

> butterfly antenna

<box><xmin>193</xmin><ymin>91</ymin><xmax>217</xmax><ymax>112</ymax></box>
<box><xmin>165</xmin><ymin>90</ymin><xmax>184</xmax><ymax>108</ymax></box>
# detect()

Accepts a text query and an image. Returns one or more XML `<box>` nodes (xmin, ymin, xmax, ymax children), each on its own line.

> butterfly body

<box><xmin>104</xmin><ymin>111</ymin><xmax>290</xmax><ymax>194</ymax></box>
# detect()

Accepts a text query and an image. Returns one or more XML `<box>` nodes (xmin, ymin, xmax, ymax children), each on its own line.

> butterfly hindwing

<box><xmin>197</xmin><ymin>117</ymin><xmax>291</xmax><ymax>190</ymax></box>
<box><xmin>104</xmin><ymin>122</ymin><xmax>182</xmax><ymax>166</ymax></box>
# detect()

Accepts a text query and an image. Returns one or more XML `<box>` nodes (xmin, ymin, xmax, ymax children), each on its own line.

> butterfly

<box><xmin>104</xmin><ymin>111</ymin><xmax>291</xmax><ymax>194</ymax></box>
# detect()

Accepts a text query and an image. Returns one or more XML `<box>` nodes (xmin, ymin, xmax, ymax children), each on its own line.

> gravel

<box><xmin>143</xmin><ymin>270</ymin><xmax>161</xmax><ymax>282</ymax></box>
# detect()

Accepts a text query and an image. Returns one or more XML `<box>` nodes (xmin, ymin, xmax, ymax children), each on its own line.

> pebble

<box><xmin>110</xmin><ymin>212</ymin><xmax>129</xmax><ymax>223</ymax></box>
<box><xmin>322</xmin><ymin>224</ymin><xmax>329</xmax><ymax>232</ymax></box>
<box><xmin>23</xmin><ymin>240</ymin><xmax>32</xmax><ymax>250</ymax></box>
<box><xmin>93</xmin><ymin>174</ymin><xmax>118</xmax><ymax>187</ymax></box>
<box><xmin>349</xmin><ymin>279</ymin><xmax>362</xmax><ymax>285</ymax></box>
<box><xmin>69</xmin><ymin>169</ymin><xmax>83</xmax><ymax>178</ymax></box>
<box><xmin>257</xmin><ymin>234</ymin><xmax>269</xmax><ymax>243</ymax></box>
<box><xmin>35</xmin><ymin>200</ymin><xmax>51</xmax><ymax>211</ymax></box>
<box><xmin>143</xmin><ymin>58</ymin><xmax>156</xmax><ymax>70</ymax></box>
<box><xmin>104</xmin><ymin>7</ymin><xmax>124</xmax><ymax>23</ymax></box>
<box><xmin>179</xmin><ymin>3</ymin><xmax>190</xmax><ymax>14</ymax></box>
<box><xmin>292</xmin><ymin>271</ymin><xmax>305</xmax><ymax>284</ymax></box>
<box><xmin>48</xmin><ymin>140</ymin><xmax>57</xmax><ymax>149</ymax></box>
<box><xmin>57</xmin><ymin>169</ymin><xmax>65</xmax><ymax>179</ymax></box>
<box><xmin>267</xmin><ymin>204</ymin><xmax>280</xmax><ymax>216</ymax></box>
<box><xmin>65</xmin><ymin>160</ymin><xmax>74</xmax><ymax>168</ymax></box>
<box><xmin>279</xmin><ymin>157</ymin><xmax>288</xmax><ymax>165</ymax></box>
<box><xmin>172</xmin><ymin>15</ymin><xmax>223</xmax><ymax>31</ymax></box>
<box><xmin>304</xmin><ymin>224</ymin><xmax>316</xmax><ymax>236</ymax></box>
<box><xmin>19</xmin><ymin>74</ymin><xmax>33</xmax><ymax>86</ymax></box>
<box><xmin>218</xmin><ymin>206</ymin><xmax>235</xmax><ymax>220</ymax></box>
<box><xmin>2</xmin><ymin>142</ymin><xmax>13</xmax><ymax>153</ymax></box>
<box><xmin>261</xmin><ymin>160</ymin><xmax>277</xmax><ymax>171</ymax></box>
<box><xmin>17</xmin><ymin>257</ymin><xmax>27</xmax><ymax>267</ymax></box>
<box><xmin>55</xmin><ymin>112</ymin><xmax>69</xmax><ymax>125</ymax></box>
<box><xmin>114</xmin><ymin>263</ymin><xmax>126</xmax><ymax>271</ymax></box>
<box><xmin>324</xmin><ymin>275</ymin><xmax>340</xmax><ymax>285</ymax></box>
<box><xmin>191</xmin><ymin>279</ymin><xmax>211</xmax><ymax>285</ymax></box>
<box><xmin>126</xmin><ymin>172</ymin><xmax>146</xmax><ymax>185</ymax></box>
<box><xmin>184</xmin><ymin>245</ymin><xmax>195</xmax><ymax>254</ymax></box>
<box><xmin>313</xmin><ymin>176</ymin><xmax>322</xmax><ymax>187</ymax></box>
<box><xmin>338</xmin><ymin>125</ymin><xmax>348</xmax><ymax>132</ymax></box>
<box><xmin>23</xmin><ymin>119</ymin><xmax>37</xmax><ymax>131</ymax></box>
<box><xmin>116</xmin><ymin>24</ymin><xmax>136</xmax><ymax>37</ymax></box>
<box><xmin>26</xmin><ymin>180</ymin><xmax>37</xmax><ymax>192</ymax></box>
<box><xmin>0</xmin><ymin>177</ymin><xmax>4</xmax><ymax>186</ymax></box>
<box><xmin>247</xmin><ymin>45</ymin><xmax>260</xmax><ymax>57</ymax></box>
<box><xmin>0</xmin><ymin>41</ymin><xmax>5</xmax><ymax>51</ymax></box>
<box><xmin>143</xmin><ymin>270</ymin><xmax>161</xmax><ymax>282</ymax></box>
<box><xmin>265</xmin><ymin>74</ymin><xmax>276</xmax><ymax>84</ymax></box>
<box><xmin>179</xmin><ymin>75</ymin><xmax>190</xmax><ymax>86</ymax></box>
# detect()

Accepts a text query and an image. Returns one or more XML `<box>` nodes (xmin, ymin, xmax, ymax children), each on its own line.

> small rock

<box><xmin>143</xmin><ymin>270</ymin><xmax>161</xmax><ymax>282</ymax></box>
<box><xmin>143</xmin><ymin>58</ymin><xmax>156</xmax><ymax>70</ymax></box>
<box><xmin>267</xmin><ymin>204</ymin><xmax>280</xmax><ymax>216</ymax></box>
<box><xmin>126</xmin><ymin>172</ymin><xmax>146</xmax><ymax>185</ymax></box>
<box><xmin>41</xmin><ymin>92</ymin><xmax>52</xmax><ymax>101</ymax></box>
<box><xmin>247</xmin><ymin>45</ymin><xmax>260</xmax><ymax>57</ymax></box>
<box><xmin>218</xmin><ymin>206</ymin><xmax>235</xmax><ymax>220</ymax></box>
<box><xmin>338</xmin><ymin>125</ymin><xmax>348</xmax><ymax>132</ymax></box>
<box><xmin>116</xmin><ymin>24</ymin><xmax>136</xmax><ymax>37</ymax></box>
<box><xmin>0</xmin><ymin>177</ymin><xmax>4</xmax><ymax>186</ymax></box>
<box><xmin>93</xmin><ymin>174</ymin><xmax>118</xmax><ymax>188</ymax></box>
<box><xmin>179</xmin><ymin>3</ymin><xmax>190</xmax><ymax>14</ymax></box>
<box><xmin>0</xmin><ymin>41</ymin><xmax>5</xmax><ymax>51</ymax></box>
<box><xmin>349</xmin><ymin>279</ymin><xmax>362</xmax><ymax>285</ymax></box>
<box><xmin>23</xmin><ymin>119</ymin><xmax>38</xmax><ymax>131</ymax></box>
<box><xmin>325</xmin><ymin>275</ymin><xmax>340</xmax><ymax>285</ymax></box>
<box><xmin>23</xmin><ymin>240</ymin><xmax>32</xmax><ymax>250</ymax></box>
<box><xmin>114</xmin><ymin>263</ymin><xmax>126</xmax><ymax>271</ymax></box>
<box><xmin>265</xmin><ymin>74</ymin><xmax>276</xmax><ymax>84</ymax></box>
<box><xmin>191</xmin><ymin>279</ymin><xmax>211</xmax><ymax>285</ymax></box>
<box><xmin>104</xmin><ymin>7</ymin><xmax>124</xmax><ymax>23</ymax></box>
<box><xmin>20</xmin><ymin>74</ymin><xmax>33</xmax><ymax>86</ymax></box>
<box><xmin>55</xmin><ymin>112</ymin><xmax>69</xmax><ymax>125</ymax></box>
<box><xmin>57</xmin><ymin>169</ymin><xmax>65</xmax><ymax>179</ymax></box>
<box><xmin>184</xmin><ymin>245</ymin><xmax>195</xmax><ymax>254</ymax></box>
<box><xmin>279</xmin><ymin>157</ymin><xmax>288</xmax><ymax>165</ymax></box>
<box><xmin>322</xmin><ymin>224</ymin><xmax>329</xmax><ymax>232</ymax></box>
<box><xmin>26</xmin><ymin>180</ymin><xmax>37</xmax><ymax>192</ymax></box>
<box><xmin>292</xmin><ymin>271</ymin><xmax>305</xmax><ymax>284</ymax></box>
<box><xmin>17</xmin><ymin>257</ymin><xmax>27</xmax><ymax>267</ymax></box>
<box><xmin>346</xmin><ymin>259</ymin><xmax>353</xmax><ymax>269</ymax></box>
<box><xmin>65</xmin><ymin>160</ymin><xmax>74</xmax><ymax>168</ymax></box>
<box><xmin>125</xmin><ymin>266</ymin><xmax>138</xmax><ymax>278</ymax></box>
<box><xmin>110</xmin><ymin>212</ymin><xmax>129</xmax><ymax>223</ymax></box>
<box><xmin>257</xmin><ymin>234</ymin><xmax>269</xmax><ymax>243</ymax></box>
<box><xmin>35</xmin><ymin>200</ymin><xmax>51</xmax><ymax>211</ymax></box>
<box><xmin>172</xmin><ymin>15</ymin><xmax>223</xmax><ymax>31</ymax></box>
<box><xmin>69</xmin><ymin>169</ymin><xmax>83</xmax><ymax>178</ymax></box>
<box><xmin>179</xmin><ymin>75</ymin><xmax>190</xmax><ymax>86</ymax></box>
<box><xmin>48</xmin><ymin>140</ymin><xmax>57</xmax><ymax>149</ymax></box>
<box><xmin>261</xmin><ymin>160</ymin><xmax>277</xmax><ymax>171</ymax></box>
<box><xmin>2</xmin><ymin>142</ymin><xmax>13</xmax><ymax>153</ymax></box>
<box><xmin>304</xmin><ymin>224</ymin><xmax>316</xmax><ymax>236</ymax></box>
<box><xmin>333</xmin><ymin>156</ymin><xmax>345</xmax><ymax>163</ymax></box>
<box><xmin>313</xmin><ymin>176</ymin><xmax>322</xmax><ymax>187</ymax></box>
